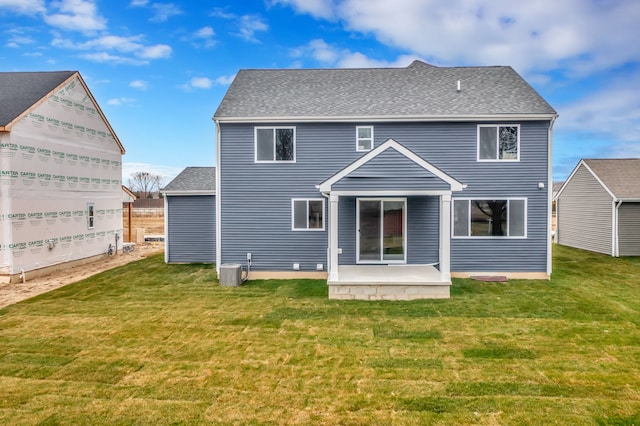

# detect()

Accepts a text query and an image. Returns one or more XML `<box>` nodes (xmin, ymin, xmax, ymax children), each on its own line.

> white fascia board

<box><xmin>319</xmin><ymin>139</ymin><xmax>463</xmax><ymax>193</ymax></box>
<box><xmin>214</xmin><ymin>113</ymin><xmax>558</xmax><ymax>124</ymax></box>
<box><xmin>162</xmin><ymin>190</ymin><xmax>216</xmax><ymax>196</ymax></box>
<box><xmin>331</xmin><ymin>190</ymin><xmax>451</xmax><ymax>197</ymax></box>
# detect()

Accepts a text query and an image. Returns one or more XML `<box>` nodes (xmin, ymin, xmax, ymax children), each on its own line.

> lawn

<box><xmin>0</xmin><ymin>245</ymin><xmax>638</xmax><ymax>425</ymax></box>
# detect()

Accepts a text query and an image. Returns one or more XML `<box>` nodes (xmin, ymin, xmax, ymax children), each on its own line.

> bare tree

<box><xmin>473</xmin><ymin>200</ymin><xmax>507</xmax><ymax>236</ymax></box>
<box><xmin>128</xmin><ymin>171</ymin><xmax>164</xmax><ymax>198</ymax></box>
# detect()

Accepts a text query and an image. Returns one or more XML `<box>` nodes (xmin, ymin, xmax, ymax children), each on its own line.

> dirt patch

<box><xmin>0</xmin><ymin>243</ymin><xmax>164</xmax><ymax>310</ymax></box>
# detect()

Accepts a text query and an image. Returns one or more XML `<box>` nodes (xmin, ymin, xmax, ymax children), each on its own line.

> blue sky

<box><xmin>1</xmin><ymin>0</ymin><xmax>639</xmax><ymax>184</ymax></box>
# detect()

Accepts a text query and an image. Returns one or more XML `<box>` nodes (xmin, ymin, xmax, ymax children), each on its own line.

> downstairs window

<box><xmin>292</xmin><ymin>199</ymin><xmax>325</xmax><ymax>231</ymax></box>
<box><xmin>453</xmin><ymin>199</ymin><xmax>526</xmax><ymax>238</ymax></box>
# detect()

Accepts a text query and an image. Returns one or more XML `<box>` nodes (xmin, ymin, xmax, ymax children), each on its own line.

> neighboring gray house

<box><xmin>162</xmin><ymin>167</ymin><xmax>216</xmax><ymax>263</ymax></box>
<box><xmin>213</xmin><ymin>60</ymin><xmax>557</xmax><ymax>300</ymax></box>
<box><xmin>555</xmin><ymin>159</ymin><xmax>640</xmax><ymax>256</ymax></box>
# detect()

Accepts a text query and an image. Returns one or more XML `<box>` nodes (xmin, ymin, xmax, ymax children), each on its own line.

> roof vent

<box><xmin>457</xmin><ymin>80</ymin><xmax>461</xmax><ymax>92</ymax></box>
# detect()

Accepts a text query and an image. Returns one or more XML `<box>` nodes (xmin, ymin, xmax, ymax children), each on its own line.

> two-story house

<box><xmin>213</xmin><ymin>61</ymin><xmax>557</xmax><ymax>299</ymax></box>
<box><xmin>0</xmin><ymin>71</ymin><xmax>125</xmax><ymax>283</ymax></box>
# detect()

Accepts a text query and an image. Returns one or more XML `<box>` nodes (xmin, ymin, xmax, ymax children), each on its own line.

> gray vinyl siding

<box><xmin>618</xmin><ymin>202</ymin><xmax>640</xmax><ymax>256</ymax></box>
<box><xmin>167</xmin><ymin>195</ymin><xmax>216</xmax><ymax>263</ymax></box>
<box><xmin>334</xmin><ymin>177</ymin><xmax>450</xmax><ymax>191</ymax></box>
<box><xmin>338</xmin><ymin>197</ymin><xmax>356</xmax><ymax>265</ymax></box>
<box><xmin>407</xmin><ymin>197</ymin><xmax>440</xmax><ymax>264</ymax></box>
<box><xmin>557</xmin><ymin>164</ymin><xmax>613</xmax><ymax>255</ymax></box>
<box><xmin>219</xmin><ymin>121</ymin><xmax>550</xmax><ymax>272</ymax></box>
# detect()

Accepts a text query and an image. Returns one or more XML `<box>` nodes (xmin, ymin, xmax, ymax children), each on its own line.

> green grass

<box><xmin>0</xmin><ymin>244</ymin><xmax>638</xmax><ymax>425</ymax></box>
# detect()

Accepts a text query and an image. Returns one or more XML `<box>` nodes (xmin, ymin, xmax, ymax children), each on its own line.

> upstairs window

<box><xmin>356</xmin><ymin>126</ymin><xmax>373</xmax><ymax>151</ymax></box>
<box><xmin>478</xmin><ymin>125</ymin><xmax>519</xmax><ymax>161</ymax></box>
<box><xmin>255</xmin><ymin>127</ymin><xmax>295</xmax><ymax>162</ymax></box>
<box><xmin>292</xmin><ymin>199</ymin><xmax>325</xmax><ymax>231</ymax></box>
<box><xmin>453</xmin><ymin>198</ymin><xmax>526</xmax><ymax>238</ymax></box>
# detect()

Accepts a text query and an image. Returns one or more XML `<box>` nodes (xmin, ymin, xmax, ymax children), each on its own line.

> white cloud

<box><xmin>0</xmin><ymin>0</ymin><xmax>45</xmax><ymax>14</ymax></box>
<box><xmin>195</xmin><ymin>26</ymin><xmax>214</xmax><ymax>38</ymax></box>
<box><xmin>53</xmin><ymin>34</ymin><xmax>172</xmax><ymax>63</ymax></box>
<box><xmin>81</xmin><ymin>52</ymin><xmax>145</xmax><ymax>65</ymax></box>
<box><xmin>210</xmin><ymin>7</ymin><xmax>235</xmax><ymax>20</ymax></box>
<box><xmin>237</xmin><ymin>15</ymin><xmax>268</xmax><ymax>42</ymax></box>
<box><xmin>55</xmin><ymin>34</ymin><xmax>145</xmax><ymax>52</ymax></box>
<box><xmin>278</xmin><ymin>0</ymin><xmax>640</xmax><ymax>76</ymax></box>
<box><xmin>138</xmin><ymin>43</ymin><xmax>171</xmax><ymax>59</ymax></box>
<box><xmin>214</xmin><ymin>74</ymin><xmax>236</xmax><ymax>85</ymax></box>
<box><xmin>272</xmin><ymin>0</ymin><xmax>334</xmax><ymax>19</ymax></box>
<box><xmin>44</xmin><ymin>0</ymin><xmax>107</xmax><ymax>33</ymax></box>
<box><xmin>293</xmin><ymin>38</ymin><xmax>420</xmax><ymax>68</ymax></box>
<box><xmin>557</xmin><ymin>75</ymin><xmax>640</xmax><ymax>144</ymax></box>
<box><xmin>188</xmin><ymin>77</ymin><xmax>213</xmax><ymax>89</ymax></box>
<box><xmin>7</xmin><ymin>34</ymin><xmax>36</xmax><ymax>47</ymax></box>
<box><xmin>189</xmin><ymin>26</ymin><xmax>216</xmax><ymax>48</ymax></box>
<box><xmin>149</xmin><ymin>3</ymin><xmax>182</xmax><ymax>23</ymax></box>
<box><xmin>107</xmin><ymin>97</ymin><xmax>136</xmax><ymax>106</ymax></box>
<box><xmin>130</xmin><ymin>1</ymin><xmax>182</xmax><ymax>22</ymax></box>
<box><xmin>210</xmin><ymin>9</ymin><xmax>268</xmax><ymax>43</ymax></box>
<box><xmin>180</xmin><ymin>75</ymin><xmax>235</xmax><ymax>91</ymax></box>
<box><xmin>129</xmin><ymin>80</ymin><xmax>149</xmax><ymax>90</ymax></box>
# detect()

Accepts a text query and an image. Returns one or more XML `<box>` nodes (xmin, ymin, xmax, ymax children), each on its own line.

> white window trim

<box><xmin>87</xmin><ymin>202</ymin><xmax>95</xmax><ymax>230</ymax></box>
<box><xmin>451</xmin><ymin>197</ymin><xmax>527</xmax><ymax>239</ymax></box>
<box><xmin>477</xmin><ymin>124</ymin><xmax>520</xmax><ymax>162</ymax></box>
<box><xmin>291</xmin><ymin>198</ymin><xmax>325</xmax><ymax>231</ymax></box>
<box><xmin>356</xmin><ymin>197</ymin><xmax>407</xmax><ymax>264</ymax></box>
<box><xmin>356</xmin><ymin>125</ymin><xmax>374</xmax><ymax>152</ymax></box>
<box><xmin>254</xmin><ymin>126</ymin><xmax>296</xmax><ymax>163</ymax></box>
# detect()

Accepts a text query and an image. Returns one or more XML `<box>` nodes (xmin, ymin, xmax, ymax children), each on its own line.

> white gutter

<box><xmin>547</xmin><ymin>115</ymin><xmax>558</xmax><ymax>277</ymax></box>
<box><xmin>214</xmin><ymin>118</ymin><xmax>222</xmax><ymax>275</ymax></box>
<box><xmin>161</xmin><ymin>190</ymin><xmax>216</xmax><ymax>196</ymax></box>
<box><xmin>214</xmin><ymin>113</ymin><xmax>558</xmax><ymax>124</ymax></box>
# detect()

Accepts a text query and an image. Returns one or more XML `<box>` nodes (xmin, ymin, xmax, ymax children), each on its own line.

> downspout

<box><xmin>214</xmin><ymin>118</ymin><xmax>222</xmax><ymax>275</ymax></box>
<box><xmin>163</xmin><ymin>194</ymin><xmax>169</xmax><ymax>263</ymax></box>
<box><xmin>614</xmin><ymin>199</ymin><xmax>622</xmax><ymax>257</ymax></box>
<box><xmin>546</xmin><ymin>115</ymin><xmax>557</xmax><ymax>277</ymax></box>
<box><xmin>320</xmin><ymin>189</ymin><xmax>330</xmax><ymax>276</ymax></box>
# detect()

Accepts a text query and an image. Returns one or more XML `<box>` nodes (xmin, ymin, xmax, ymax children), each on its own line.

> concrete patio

<box><xmin>327</xmin><ymin>264</ymin><xmax>450</xmax><ymax>300</ymax></box>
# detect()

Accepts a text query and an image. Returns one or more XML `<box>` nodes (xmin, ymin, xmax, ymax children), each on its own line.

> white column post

<box><xmin>439</xmin><ymin>193</ymin><xmax>452</xmax><ymax>282</ymax></box>
<box><xmin>328</xmin><ymin>194</ymin><xmax>339</xmax><ymax>281</ymax></box>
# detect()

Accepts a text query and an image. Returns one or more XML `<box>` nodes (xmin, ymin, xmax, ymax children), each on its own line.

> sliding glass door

<box><xmin>357</xmin><ymin>199</ymin><xmax>406</xmax><ymax>263</ymax></box>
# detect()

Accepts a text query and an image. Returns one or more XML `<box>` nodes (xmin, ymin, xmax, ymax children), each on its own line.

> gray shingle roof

<box><xmin>163</xmin><ymin>167</ymin><xmax>216</xmax><ymax>192</ymax></box>
<box><xmin>0</xmin><ymin>71</ymin><xmax>76</xmax><ymax>126</ymax></box>
<box><xmin>214</xmin><ymin>60</ymin><xmax>556</xmax><ymax>120</ymax></box>
<box><xmin>584</xmin><ymin>159</ymin><xmax>640</xmax><ymax>199</ymax></box>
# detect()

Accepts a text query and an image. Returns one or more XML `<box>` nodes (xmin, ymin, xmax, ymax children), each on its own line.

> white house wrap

<box><xmin>0</xmin><ymin>71</ymin><xmax>125</xmax><ymax>283</ymax></box>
